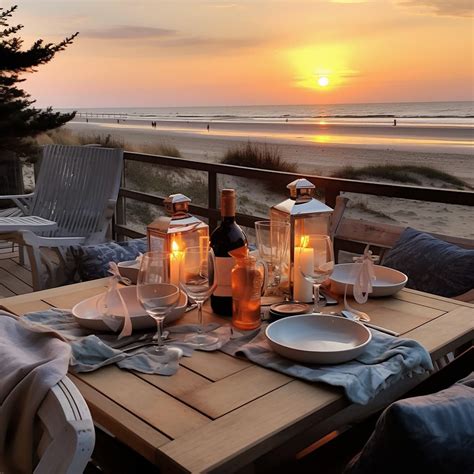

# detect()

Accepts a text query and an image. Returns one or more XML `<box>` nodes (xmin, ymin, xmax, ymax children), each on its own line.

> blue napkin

<box><xmin>221</xmin><ymin>325</ymin><xmax>434</xmax><ymax>405</ymax></box>
<box><xmin>21</xmin><ymin>309</ymin><xmax>231</xmax><ymax>376</ymax></box>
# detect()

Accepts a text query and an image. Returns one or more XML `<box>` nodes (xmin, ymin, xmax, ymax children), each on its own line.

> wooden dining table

<box><xmin>1</xmin><ymin>279</ymin><xmax>473</xmax><ymax>473</ymax></box>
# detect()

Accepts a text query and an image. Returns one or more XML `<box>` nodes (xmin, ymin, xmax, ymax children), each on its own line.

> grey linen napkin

<box><xmin>21</xmin><ymin>309</ymin><xmax>231</xmax><ymax>376</ymax></box>
<box><xmin>221</xmin><ymin>324</ymin><xmax>434</xmax><ymax>405</ymax></box>
<box><xmin>0</xmin><ymin>311</ymin><xmax>71</xmax><ymax>474</ymax></box>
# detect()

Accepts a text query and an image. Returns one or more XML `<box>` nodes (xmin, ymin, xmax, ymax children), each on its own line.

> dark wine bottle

<box><xmin>210</xmin><ymin>189</ymin><xmax>248</xmax><ymax>316</ymax></box>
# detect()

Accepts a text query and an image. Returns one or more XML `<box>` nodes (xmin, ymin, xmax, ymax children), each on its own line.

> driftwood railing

<box><xmin>114</xmin><ymin>151</ymin><xmax>474</xmax><ymax>241</ymax></box>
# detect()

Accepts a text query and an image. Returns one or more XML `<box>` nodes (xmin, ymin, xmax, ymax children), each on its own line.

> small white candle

<box><xmin>294</xmin><ymin>245</ymin><xmax>314</xmax><ymax>302</ymax></box>
<box><xmin>170</xmin><ymin>240</ymin><xmax>184</xmax><ymax>286</ymax></box>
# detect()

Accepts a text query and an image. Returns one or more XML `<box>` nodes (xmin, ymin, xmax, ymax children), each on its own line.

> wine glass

<box><xmin>297</xmin><ymin>234</ymin><xmax>334</xmax><ymax>314</ymax></box>
<box><xmin>137</xmin><ymin>251</ymin><xmax>182</xmax><ymax>361</ymax></box>
<box><xmin>255</xmin><ymin>221</ymin><xmax>290</xmax><ymax>292</ymax></box>
<box><xmin>180</xmin><ymin>246</ymin><xmax>218</xmax><ymax>347</ymax></box>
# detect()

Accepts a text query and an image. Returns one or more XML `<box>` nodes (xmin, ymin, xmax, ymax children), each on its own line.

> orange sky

<box><xmin>12</xmin><ymin>0</ymin><xmax>474</xmax><ymax>107</ymax></box>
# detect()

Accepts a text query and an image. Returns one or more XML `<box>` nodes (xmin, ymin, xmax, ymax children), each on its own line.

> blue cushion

<box><xmin>70</xmin><ymin>238</ymin><xmax>146</xmax><ymax>281</ymax></box>
<box><xmin>346</xmin><ymin>373</ymin><xmax>474</xmax><ymax>474</ymax></box>
<box><xmin>382</xmin><ymin>228</ymin><xmax>474</xmax><ymax>298</ymax></box>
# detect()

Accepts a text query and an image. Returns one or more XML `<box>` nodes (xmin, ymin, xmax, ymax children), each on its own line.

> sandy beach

<box><xmin>63</xmin><ymin>118</ymin><xmax>474</xmax><ymax>238</ymax></box>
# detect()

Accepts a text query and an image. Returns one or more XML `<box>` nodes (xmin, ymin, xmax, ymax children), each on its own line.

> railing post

<box><xmin>325</xmin><ymin>188</ymin><xmax>340</xmax><ymax>209</ymax></box>
<box><xmin>115</xmin><ymin>166</ymin><xmax>127</xmax><ymax>241</ymax></box>
<box><xmin>208</xmin><ymin>170</ymin><xmax>218</xmax><ymax>231</ymax></box>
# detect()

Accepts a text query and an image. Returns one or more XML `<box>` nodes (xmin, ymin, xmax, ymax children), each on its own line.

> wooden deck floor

<box><xmin>0</xmin><ymin>241</ymin><xmax>33</xmax><ymax>297</ymax></box>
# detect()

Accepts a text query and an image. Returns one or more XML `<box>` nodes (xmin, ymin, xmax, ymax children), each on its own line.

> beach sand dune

<box><xmin>65</xmin><ymin>120</ymin><xmax>474</xmax><ymax>238</ymax></box>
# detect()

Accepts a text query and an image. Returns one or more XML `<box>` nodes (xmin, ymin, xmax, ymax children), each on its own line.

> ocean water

<box><xmin>61</xmin><ymin>101</ymin><xmax>474</xmax><ymax>126</ymax></box>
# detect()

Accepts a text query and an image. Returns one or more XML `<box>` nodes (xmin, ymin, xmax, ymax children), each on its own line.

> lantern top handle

<box><xmin>287</xmin><ymin>178</ymin><xmax>315</xmax><ymax>199</ymax></box>
<box><xmin>164</xmin><ymin>193</ymin><xmax>191</xmax><ymax>216</ymax></box>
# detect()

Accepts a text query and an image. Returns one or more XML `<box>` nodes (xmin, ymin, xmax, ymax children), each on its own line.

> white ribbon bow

<box><xmin>96</xmin><ymin>262</ymin><xmax>133</xmax><ymax>339</ymax></box>
<box><xmin>352</xmin><ymin>245</ymin><xmax>378</xmax><ymax>304</ymax></box>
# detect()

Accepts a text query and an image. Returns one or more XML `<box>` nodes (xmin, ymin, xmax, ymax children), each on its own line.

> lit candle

<box><xmin>170</xmin><ymin>239</ymin><xmax>184</xmax><ymax>286</ymax></box>
<box><xmin>294</xmin><ymin>235</ymin><xmax>314</xmax><ymax>302</ymax></box>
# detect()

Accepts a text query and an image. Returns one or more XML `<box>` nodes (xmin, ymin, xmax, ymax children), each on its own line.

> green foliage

<box><xmin>221</xmin><ymin>142</ymin><xmax>297</xmax><ymax>173</ymax></box>
<box><xmin>332</xmin><ymin>165</ymin><xmax>471</xmax><ymax>190</ymax></box>
<box><xmin>43</xmin><ymin>129</ymin><xmax>182</xmax><ymax>157</ymax></box>
<box><xmin>0</xmin><ymin>5</ymin><xmax>78</xmax><ymax>158</ymax></box>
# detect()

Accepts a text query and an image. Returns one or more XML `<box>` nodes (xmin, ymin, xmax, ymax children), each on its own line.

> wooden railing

<box><xmin>114</xmin><ymin>151</ymin><xmax>474</xmax><ymax>240</ymax></box>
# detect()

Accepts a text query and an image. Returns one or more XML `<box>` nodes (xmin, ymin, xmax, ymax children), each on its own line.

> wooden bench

<box><xmin>334</xmin><ymin>218</ymin><xmax>474</xmax><ymax>303</ymax></box>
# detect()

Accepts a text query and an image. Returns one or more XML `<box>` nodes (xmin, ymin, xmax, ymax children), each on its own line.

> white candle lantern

<box><xmin>147</xmin><ymin>194</ymin><xmax>209</xmax><ymax>275</ymax></box>
<box><xmin>270</xmin><ymin>179</ymin><xmax>333</xmax><ymax>301</ymax></box>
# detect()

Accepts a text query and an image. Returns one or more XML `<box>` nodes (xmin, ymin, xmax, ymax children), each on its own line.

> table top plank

<box><xmin>69</xmin><ymin>375</ymin><xmax>170</xmax><ymax>464</ymax></box>
<box><xmin>180</xmin><ymin>365</ymin><xmax>292</xmax><ymax>419</ymax></box>
<box><xmin>135</xmin><ymin>366</ymin><xmax>212</xmax><ymax>399</ymax></box>
<box><xmin>0</xmin><ymin>300</ymin><xmax>53</xmax><ymax>316</ymax></box>
<box><xmin>403</xmin><ymin>306</ymin><xmax>474</xmax><ymax>360</ymax></box>
<box><xmin>395</xmin><ymin>288</ymin><xmax>473</xmax><ymax>310</ymax></box>
<box><xmin>42</xmin><ymin>286</ymin><xmax>109</xmax><ymax>310</ymax></box>
<box><xmin>159</xmin><ymin>380</ymin><xmax>345</xmax><ymax>474</ymax></box>
<box><xmin>179</xmin><ymin>350</ymin><xmax>251</xmax><ymax>382</ymax></box>
<box><xmin>76</xmin><ymin>366</ymin><xmax>210</xmax><ymax>439</ymax></box>
<box><xmin>362</xmin><ymin>304</ymin><xmax>444</xmax><ymax>334</ymax></box>
<box><xmin>0</xmin><ymin>278</ymin><xmax>109</xmax><ymax>306</ymax></box>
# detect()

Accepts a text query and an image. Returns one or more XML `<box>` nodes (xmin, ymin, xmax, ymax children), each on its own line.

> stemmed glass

<box><xmin>180</xmin><ymin>246</ymin><xmax>218</xmax><ymax>347</ymax></box>
<box><xmin>137</xmin><ymin>251</ymin><xmax>182</xmax><ymax>362</ymax></box>
<box><xmin>298</xmin><ymin>234</ymin><xmax>334</xmax><ymax>314</ymax></box>
<box><xmin>255</xmin><ymin>221</ymin><xmax>290</xmax><ymax>292</ymax></box>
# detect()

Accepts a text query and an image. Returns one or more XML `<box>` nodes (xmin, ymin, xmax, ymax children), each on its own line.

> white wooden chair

<box><xmin>0</xmin><ymin>145</ymin><xmax>124</xmax><ymax>290</ymax></box>
<box><xmin>34</xmin><ymin>376</ymin><xmax>95</xmax><ymax>474</ymax></box>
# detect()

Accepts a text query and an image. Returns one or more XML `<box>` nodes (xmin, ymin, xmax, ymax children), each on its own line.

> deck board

<box><xmin>0</xmin><ymin>243</ymin><xmax>33</xmax><ymax>296</ymax></box>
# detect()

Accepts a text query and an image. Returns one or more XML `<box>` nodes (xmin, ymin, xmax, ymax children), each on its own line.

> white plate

<box><xmin>72</xmin><ymin>286</ymin><xmax>187</xmax><ymax>332</ymax></box>
<box><xmin>266</xmin><ymin>314</ymin><xmax>372</xmax><ymax>364</ymax></box>
<box><xmin>330</xmin><ymin>263</ymin><xmax>408</xmax><ymax>297</ymax></box>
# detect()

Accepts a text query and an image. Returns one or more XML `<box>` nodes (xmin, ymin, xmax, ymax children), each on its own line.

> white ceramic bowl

<box><xmin>266</xmin><ymin>314</ymin><xmax>372</xmax><ymax>365</ymax></box>
<box><xmin>330</xmin><ymin>263</ymin><xmax>407</xmax><ymax>298</ymax></box>
<box><xmin>72</xmin><ymin>285</ymin><xmax>187</xmax><ymax>332</ymax></box>
<box><xmin>117</xmin><ymin>260</ymin><xmax>140</xmax><ymax>284</ymax></box>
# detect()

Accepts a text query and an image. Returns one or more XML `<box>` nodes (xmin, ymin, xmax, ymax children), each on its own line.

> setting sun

<box><xmin>318</xmin><ymin>76</ymin><xmax>330</xmax><ymax>87</ymax></box>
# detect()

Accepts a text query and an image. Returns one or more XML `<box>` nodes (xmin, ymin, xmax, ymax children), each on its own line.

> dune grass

<box><xmin>38</xmin><ymin>128</ymin><xmax>181</xmax><ymax>157</ymax></box>
<box><xmin>332</xmin><ymin>164</ymin><xmax>471</xmax><ymax>190</ymax></box>
<box><xmin>221</xmin><ymin>142</ymin><xmax>297</xmax><ymax>173</ymax></box>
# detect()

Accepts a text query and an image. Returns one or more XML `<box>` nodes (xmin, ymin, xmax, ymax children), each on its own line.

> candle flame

<box><xmin>171</xmin><ymin>239</ymin><xmax>180</xmax><ymax>254</ymax></box>
<box><xmin>300</xmin><ymin>235</ymin><xmax>310</xmax><ymax>248</ymax></box>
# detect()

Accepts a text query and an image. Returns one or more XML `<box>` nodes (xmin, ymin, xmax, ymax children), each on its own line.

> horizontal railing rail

<box><xmin>115</xmin><ymin>151</ymin><xmax>474</xmax><ymax>239</ymax></box>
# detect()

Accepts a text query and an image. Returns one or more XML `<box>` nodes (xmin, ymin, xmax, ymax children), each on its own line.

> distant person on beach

<box><xmin>86</xmin><ymin>118</ymin><xmax>88</xmax><ymax>123</ymax></box>
<box><xmin>393</xmin><ymin>119</ymin><xmax>397</xmax><ymax>126</ymax></box>
<box><xmin>117</xmin><ymin>119</ymin><xmax>120</xmax><ymax>124</ymax></box>
<box><xmin>207</xmin><ymin>124</ymin><xmax>210</xmax><ymax>132</ymax></box>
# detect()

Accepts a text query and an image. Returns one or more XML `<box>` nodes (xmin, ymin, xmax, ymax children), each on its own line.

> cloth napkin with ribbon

<box><xmin>221</xmin><ymin>324</ymin><xmax>433</xmax><ymax>405</ymax></box>
<box><xmin>20</xmin><ymin>309</ymin><xmax>231</xmax><ymax>376</ymax></box>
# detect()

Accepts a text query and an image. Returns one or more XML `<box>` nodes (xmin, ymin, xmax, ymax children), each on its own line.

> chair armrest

<box><xmin>0</xmin><ymin>192</ymin><xmax>35</xmax><ymax>215</ymax></box>
<box><xmin>19</xmin><ymin>230</ymin><xmax>85</xmax><ymax>248</ymax></box>
<box><xmin>0</xmin><ymin>192</ymin><xmax>35</xmax><ymax>200</ymax></box>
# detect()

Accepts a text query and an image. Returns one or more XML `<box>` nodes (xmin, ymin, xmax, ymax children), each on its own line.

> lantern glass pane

<box><xmin>294</xmin><ymin>215</ymin><xmax>331</xmax><ymax>246</ymax></box>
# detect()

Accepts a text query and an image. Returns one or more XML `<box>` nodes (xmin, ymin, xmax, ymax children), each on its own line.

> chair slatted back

<box><xmin>31</xmin><ymin>145</ymin><xmax>123</xmax><ymax>242</ymax></box>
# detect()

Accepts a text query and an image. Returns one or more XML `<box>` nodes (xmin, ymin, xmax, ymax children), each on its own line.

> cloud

<box><xmin>399</xmin><ymin>0</ymin><xmax>473</xmax><ymax>17</ymax></box>
<box><xmin>160</xmin><ymin>36</ymin><xmax>261</xmax><ymax>51</ymax></box>
<box><xmin>82</xmin><ymin>25</ymin><xmax>176</xmax><ymax>39</ymax></box>
<box><xmin>80</xmin><ymin>24</ymin><xmax>262</xmax><ymax>53</ymax></box>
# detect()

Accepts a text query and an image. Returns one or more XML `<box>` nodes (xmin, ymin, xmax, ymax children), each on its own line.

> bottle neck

<box><xmin>221</xmin><ymin>215</ymin><xmax>235</xmax><ymax>224</ymax></box>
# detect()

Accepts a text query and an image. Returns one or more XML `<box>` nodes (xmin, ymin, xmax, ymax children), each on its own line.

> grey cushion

<box><xmin>382</xmin><ymin>228</ymin><xmax>474</xmax><ymax>298</ymax></box>
<box><xmin>70</xmin><ymin>238</ymin><xmax>146</xmax><ymax>281</ymax></box>
<box><xmin>346</xmin><ymin>373</ymin><xmax>474</xmax><ymax>474</ymax></box>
